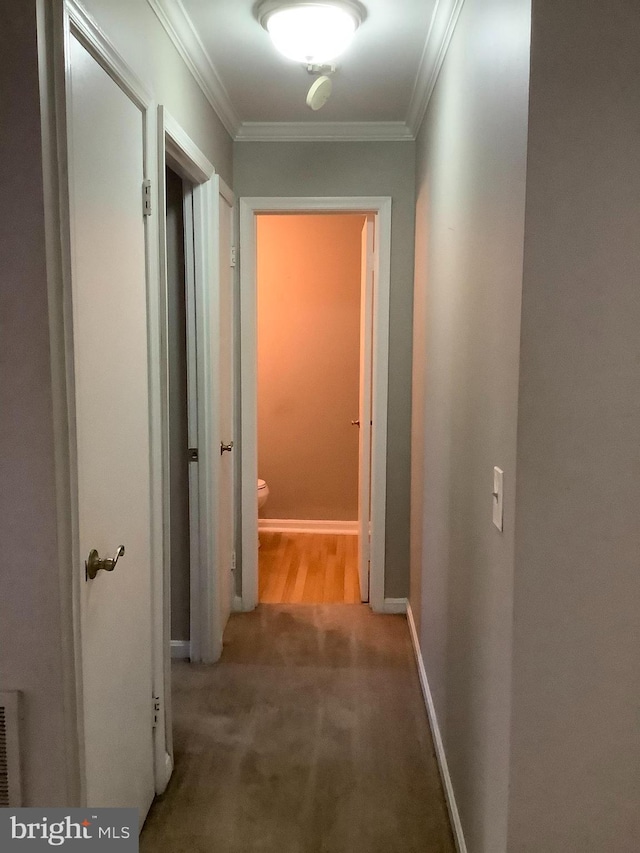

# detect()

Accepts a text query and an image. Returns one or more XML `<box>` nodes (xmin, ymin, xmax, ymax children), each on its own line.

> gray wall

<box><xmin>410</xmin><ymin>0</ymin><xmax>531</xmax><ymax>849</ymax></box>
<box><xmin>234</xmin><ymin>141</ymin><xmax>416</xmax><ymax>598</ymax></box>
<box><xmin>412</xmin><ymin>0</ymin><xmax>640</xmax><ymax>850</ymax></box>
<box><xmin>166</xmin><ymin>168</ymin><xmax>190</xmax><ymax>643</ymax></box>
<box><xmin>0</xmin><ymin>1</ymin><xmax>75</xmax><ymax>806</ymax></box>
<box><xmin>80</xmin><ymin>0</ymin><xmax>233</xmax><ymax>185</ymax></box>
<box><xmin>508</xmin><ymin>1</ymin><xmax>640</xmax><ymax>849</ymax></box>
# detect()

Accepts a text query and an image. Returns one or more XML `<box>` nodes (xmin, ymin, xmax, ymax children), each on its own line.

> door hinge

<box><xmin>142</xmin><ymin>179</ymin><xmax>152</xmax><ymax>217</ymax></box>
<box><xmin>188</xmin><ymin>447</ymin><xmax>198</xmax><ymax>462</ymax></box>
<box><xmin>231</xmin><ymin>551</ymin><xmax>236</xmax><ymax>573</ymax></box>
<box><xmin>152</xmin><ymin>694</ymin><xmax>160</xmax><ymax>729</ymax></box>
<box><xmin>230</xmin><ymin>245</ymin><xmax>237</xmax><ymax>267</ymax></box>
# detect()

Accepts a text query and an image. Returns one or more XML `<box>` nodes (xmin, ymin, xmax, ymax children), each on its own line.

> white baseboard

<box><xmin>258</xmin><ymin>518</ymin><xmax>358</xmax><ymax>535</ymax></box>
<box><xmin>232</xmin><ymin>595</ymin><xmax>244</xmax><ymax>612</ymax></box>
<box><xmin>157</xmin><ymin>751</ymin><xmax>173</xmax><ymax>795</ymax></box>
<box><xmin>170</xmin><ymin>640</ymin><xmax>191</xmax><ymax>660</ymax></box>
<box><xmin>154</xmin><ymin>751</ymin><xmax>173</xmax><ymax>796</ymax></box>
<box><xmin>406</xmin><ymin>603</ymin><xmax>468</xmax><ymax>853</ymax></box>
<box><xmin>383</xmin><ymin>597</ymin><xmax>408</xmax><ymax>614</ymax></box>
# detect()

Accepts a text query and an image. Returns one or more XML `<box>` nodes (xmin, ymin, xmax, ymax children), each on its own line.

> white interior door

<box><xmin>358</xmin><ymin>215</ymin><xmax>375</xmax><ymax>602</ymax></box>
<box><xmin>183</xmin><ymin>187</ymin><xmax>202</xmax><ymax>656</ymax></box>
<box><xmin>68</xmin><ymin>34</ymin><xmax>155</xmax><ymax>817</ymax></box>
<box><xmin>217</xmin><ymin>189</ymin><xmax>235</xmax><ymax>625</ymax></box>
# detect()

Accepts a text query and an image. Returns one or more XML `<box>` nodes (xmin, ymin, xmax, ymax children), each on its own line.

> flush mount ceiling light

<box><xmin>258</xmin><ymin>1</ymin><xmax>366</xmax><ymax>65</ymax></box>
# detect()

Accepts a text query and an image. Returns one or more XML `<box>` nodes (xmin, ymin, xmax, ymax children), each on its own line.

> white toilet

<box><xmin>257</xmin><ymin>479</ymin><xmax>269</xmax><ymax>549</ymax></box>
<box><xmin>257</xmin><ymin>478</ymin><xmax>269</xmax><ymax>510</ymax></box>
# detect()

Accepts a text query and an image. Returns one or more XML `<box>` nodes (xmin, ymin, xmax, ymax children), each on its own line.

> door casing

<box><xmin>238</xmin><ymin>197</ymin><xmax>392</xmax><ymax>612</ymax></box>
<box><xmin>358</xmin><ymin>215</ymin><xmax>376</xmax><ymax>602</ymax></box>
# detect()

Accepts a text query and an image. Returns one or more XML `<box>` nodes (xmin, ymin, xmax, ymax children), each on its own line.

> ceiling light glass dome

<box><xmin>259</xmin><ymin>1</ymin><xmax>365</xmax><ymax>65</ymax></box>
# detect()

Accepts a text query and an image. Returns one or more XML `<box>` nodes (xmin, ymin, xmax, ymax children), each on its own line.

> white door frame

<box><xmin>239</xmin><ymin>197</ymin><xmax>392</xmax><ymax>612</ymax></box>
<box><xmin>358</xmin><ymin>215</ymin><xmax>375</xmax><ymax>602</ymax></box>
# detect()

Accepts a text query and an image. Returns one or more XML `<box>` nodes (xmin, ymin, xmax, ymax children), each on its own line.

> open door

<box><xmin>182</xmin><ymin>187</ymin><xmax>203</xmax><ymax>657</ymax></box>
<box><xmin>217</xmin><ymin>185</ymin><xmax>236</xmax><ymax>626</ymax></box>
<box><xmin>357</xmin><ymin>215</ymin><xmax>375</xmax><ymax>603</ymax></box>
<box><xmin>68</xmin><ymin>33</ymin><xmax>156</xmax><ymax>817</ymax></box>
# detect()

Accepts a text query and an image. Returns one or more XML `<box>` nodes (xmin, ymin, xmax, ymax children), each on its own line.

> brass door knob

<box><xmin>86</xmin><ymin>545</ymin><xmax>125</xmax><ymax>581</ymax></box>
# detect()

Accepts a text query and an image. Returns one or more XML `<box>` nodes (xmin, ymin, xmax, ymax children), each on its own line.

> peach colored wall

<box><xmin>257</xmin><ymin>214</ymin><xmax>365</xmax><ymax>520</ymax></box>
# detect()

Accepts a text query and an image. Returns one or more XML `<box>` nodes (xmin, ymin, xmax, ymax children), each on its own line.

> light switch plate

<box><xmin>493</xmin><ymin>467</ymin><xmax>504</xmax><ymax>531</ymax></box>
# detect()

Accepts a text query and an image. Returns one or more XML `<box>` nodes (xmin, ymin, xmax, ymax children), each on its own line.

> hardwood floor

<box><xmin>259</xmin><ymin>531</ymin><xmax>361</xmax><ymax>604</ymax></box>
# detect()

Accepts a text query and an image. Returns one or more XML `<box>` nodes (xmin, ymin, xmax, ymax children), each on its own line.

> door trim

<box><xmin>239</xmin><ymin>197</ymin><xmax>392</xmax><ymax>612</ymax></box>
<box><xmin>38</xmin><ymin>0</ymin><xmax>84</xmax><ymax>806</ymax></box>
<box><xmin>358</xmin><ymin>215</ymin><xmax>375</xmax><ymax>602</ymax></box>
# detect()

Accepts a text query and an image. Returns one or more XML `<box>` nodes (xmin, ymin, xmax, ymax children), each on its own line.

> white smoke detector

<box><xmin>306</xmin><ymin>75</ymin><xmax>333</xmax><ymax>110</ymax></box>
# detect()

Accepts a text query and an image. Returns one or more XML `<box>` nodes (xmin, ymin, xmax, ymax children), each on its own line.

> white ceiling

<box><xmin>148</xmin><ymin>0</ymin><xmax>461</xmax><ymax>140</ymax></box>
<box><xmin>181</xmin><ymin>0</ymin><xmax>435</xmax><ymax>123</ymax></box>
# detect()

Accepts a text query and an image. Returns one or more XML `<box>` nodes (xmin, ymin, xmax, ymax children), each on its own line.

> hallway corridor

<box><xmin>141</xmin><ymin>605</ymin><xmax>455</xmax><ymax>852</ymax></box>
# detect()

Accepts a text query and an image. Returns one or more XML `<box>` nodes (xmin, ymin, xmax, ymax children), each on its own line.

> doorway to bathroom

<box><xmin>239</xmin><ymin>197</ymin><xmax>392</xmax><ymax>612</ymax></box>
<box><xmin>256</xmin><ymin>212</ymin><xmax>365</xmax><ymax>603</ymax></box>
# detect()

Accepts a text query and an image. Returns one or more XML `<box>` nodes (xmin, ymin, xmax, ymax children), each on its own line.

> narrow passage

<box><xmin>141</xmin><ymin>605</ymin><xmax>455</xmax><ymax>853</ymax></box>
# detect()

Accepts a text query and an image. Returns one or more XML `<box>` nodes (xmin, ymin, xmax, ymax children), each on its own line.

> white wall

<box><xmin>234</xmin><ymin>141</ymin><xmax>416</xmax><ymax>597</ymax></box>
<box><xmin>80</xmin><ymin>0</ymin><xmax>232</xmax><ymax>185</ymax></box>
<box><xmin>413</xmin><ymin>0</ymin><xmax>640</xmax><ymax>850</ymax></box>
<box><xmin>508</xmin><ymin>1</ymin><xmax>640</xmax><ymax>848</ymax></box>
<box><xmin>410</xmin><ymin>0</ymin><xmax>531</xmax><ymax>849</ymax></box>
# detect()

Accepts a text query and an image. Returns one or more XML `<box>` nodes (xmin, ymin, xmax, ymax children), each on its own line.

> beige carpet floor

<box><xmin>141</xmin><ymin>605</ymin><xmax>455</xmax><ymax>853</ymax></box>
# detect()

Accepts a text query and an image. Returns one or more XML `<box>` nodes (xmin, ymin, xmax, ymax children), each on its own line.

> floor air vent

<box><xmin>0</xmin><ymin>691</ymin><xmax>22</xmax><ymax>807</ymax></box>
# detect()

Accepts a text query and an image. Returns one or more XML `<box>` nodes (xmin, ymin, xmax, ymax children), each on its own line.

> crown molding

<box><xmin>406</xmin><ymin>0</ymin><xmax>466</xmax><ymax>137</ymax></box>
<box><xmin>235</xmin><ymin>121</ymin><xmax>415</xmax><ymax>142</ymax></box>
<box><xmin>148</xmin><ymin>0</ymin><xmax>464</xmax><ymax>144</ymax></box>
<box><xmin>147</xmin><ymin>0</ymin><xmax>241</xmax><ymax>138</ymax></box>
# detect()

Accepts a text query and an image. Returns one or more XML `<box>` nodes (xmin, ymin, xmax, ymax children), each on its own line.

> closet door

<box><xmin>68</xmin><ymin>32</ymin><xmax>155</xmax><ymax>818</ymax></box>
